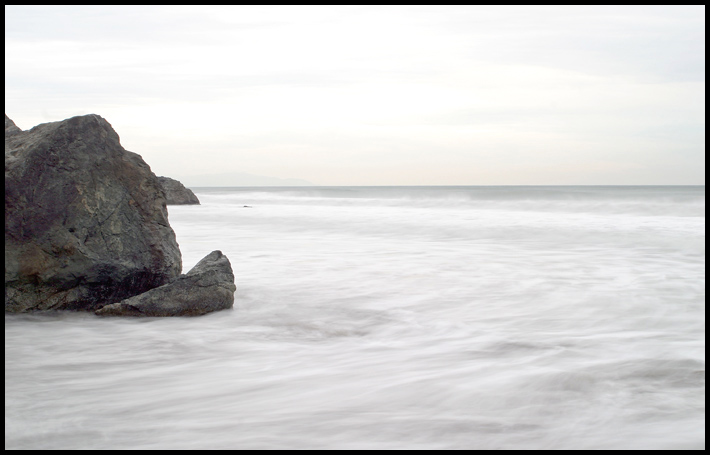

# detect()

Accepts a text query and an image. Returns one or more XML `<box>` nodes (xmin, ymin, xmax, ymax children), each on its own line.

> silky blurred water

<box><xmin>5</xmin><ymin>186</ymin><xmax>705</xmax><ymax>449</ymax></box>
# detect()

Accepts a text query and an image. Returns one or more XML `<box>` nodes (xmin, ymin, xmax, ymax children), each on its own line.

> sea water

<box><xmin>5</xmin><ymin>186</ymin><xmax>705</xmax><ymax>450</ymax></box>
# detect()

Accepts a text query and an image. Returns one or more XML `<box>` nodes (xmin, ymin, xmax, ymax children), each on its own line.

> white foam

<box><xmin>5</xmin><ymin>186</ymin><xmax>705</xmax><ymax>449</ymax></box>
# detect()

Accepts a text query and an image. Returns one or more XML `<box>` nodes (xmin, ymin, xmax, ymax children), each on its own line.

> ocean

<box><xmin>4</xmin><ymin>185</ymin><xmax>705</xmax><ymax>450</ymax></box>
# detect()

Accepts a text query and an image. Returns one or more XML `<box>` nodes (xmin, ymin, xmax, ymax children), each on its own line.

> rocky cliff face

<box><xmin>157</xmin><ymin>176</ymin><xmax>200</xmax><ymax>205</ymax></box>
<box><xmin>5</xmin><ymin>114</ymin><xmax>183</xmax><ymax>312</ymax></box>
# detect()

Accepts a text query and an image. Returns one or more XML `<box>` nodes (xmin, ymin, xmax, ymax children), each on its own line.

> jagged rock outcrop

<box><xmin>157</xmin><ymin>176</ymin><xmax>200</xmax><ymax>205</ymax></box>
<box><xmin>5</xmin><ymin>115</ymin><xmax>22</xmax><ymax>136</ymax></box>
<box><xmin>5</xmin><ymin>114</ymin><xmax>182</xmax><ymax>312</ymax></box>
<box><xmin>96</xmin><ymin>250</ymin><xmax>236</xmax><ymax>317</ymax></box>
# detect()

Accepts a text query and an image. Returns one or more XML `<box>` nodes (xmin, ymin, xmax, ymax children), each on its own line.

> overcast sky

<box><xmin>5</xmin><ymin>5</ymin><xmax>705</xmax><ymax>185</ymax></box>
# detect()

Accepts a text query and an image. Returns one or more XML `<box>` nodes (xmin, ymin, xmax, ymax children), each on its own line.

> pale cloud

<box><xmin>4</xmin><ymin>5</ymin><xmax>705</xmax><ymax>185</ymax></box>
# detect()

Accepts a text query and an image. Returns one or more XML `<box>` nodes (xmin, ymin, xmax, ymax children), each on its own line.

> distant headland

<box><xmin>175</xmin><ymin>172</ymin><xmax>315</xmax><ymax>187</ymax></box>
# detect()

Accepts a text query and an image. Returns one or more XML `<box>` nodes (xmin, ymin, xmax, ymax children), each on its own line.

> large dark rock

<box><xmin>5</xmin><ymin>114</ymin><xmax>182</xmax><ymax>312</ymax></box>
<box><xmin>157</xmin><ymin>176</ymin><xmax>200</xmax><ymax>205</ymax></box>
<box><xmin>96</xmin><ymin>250</ymin><xmax>236</xmax><ymax>317</ymax></box>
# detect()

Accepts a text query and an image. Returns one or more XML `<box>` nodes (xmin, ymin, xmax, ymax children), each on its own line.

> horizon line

<box><xmin>187</xmin><ymin>183</ymin><xmax>705</xmax><ymax>188</ymax></box>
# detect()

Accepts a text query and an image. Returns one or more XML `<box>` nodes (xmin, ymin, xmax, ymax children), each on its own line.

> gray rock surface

<box><xmin>5</xmin><ymin>114</ymin><xmax>22</xmax><ymax>136</ymax></box>
<box><xmin>5</xmin><ymin>114</ymin><xmax>182</xmax><ymax>312</ymax></box>
<box><xmin>157</xmin><ymin>176</ymin><xmax>200</xmax><ymax>205</ymax></box>
<box><xmin>96</xmin><ymin>250</ymin><xmax>236</xmax><ymax>317</ymax></box>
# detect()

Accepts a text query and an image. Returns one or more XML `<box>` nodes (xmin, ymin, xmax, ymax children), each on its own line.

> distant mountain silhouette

<box><xmin>175</xmin><ymin>172</ymin><xmax>315</xmax><ymax>187</ymax></box>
